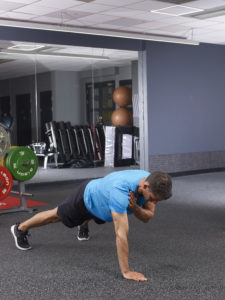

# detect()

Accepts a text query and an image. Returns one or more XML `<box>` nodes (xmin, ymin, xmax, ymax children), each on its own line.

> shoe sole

<box><xmin>10</xmin><ymin>225</ymin><xmax>32</xmax><ymax>251</ymax></box>
<box><xmin>77</xmin><ymin>236</ymin><xmax>90</xmax><ymax>241</ymax></box>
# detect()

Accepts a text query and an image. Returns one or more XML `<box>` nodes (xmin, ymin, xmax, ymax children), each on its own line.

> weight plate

<box><xmin>5</xmin><ymin>146</ymin><xmax>38</xmax><ymax>181</ymax></box>
<box><xmin>0</xmin><ymin>166</ymin><xmax>13</xmax><ymax>201</ymax></box>
<box><xmin>0</xmin><ymin>126</ymin><xmax>9</xmax><ymax>158</ymax></box>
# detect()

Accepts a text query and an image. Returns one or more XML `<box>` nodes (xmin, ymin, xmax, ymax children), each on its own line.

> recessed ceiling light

<box><xmin>8</xmin><ymin>44</ymin><xmax>45</xmax><ymax>51</ymax></box>
<box><xmin>151</xmin><ymin>5</ymin><xmax>204</xmax><ymax>16</ymax></box>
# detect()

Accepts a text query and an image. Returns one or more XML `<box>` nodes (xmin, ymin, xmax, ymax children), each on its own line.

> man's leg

<box><xmin>77</xmin><ymin>221</ymin><xmax>90</xmax><ymax>241</ymax></box>
<box><xmin>19</xmin><ymin>207</ymin><xmax>60</xmax><ymax>231</ymax></box>
<box><xmin>77</xmin><ymin>217</ymin><xmax>106</xmax><ymax>241</ymax></box>
<box><xmin>11</xmin><ymin>207</ymin><xmax>60</xmax><ymax>251</ymax></box>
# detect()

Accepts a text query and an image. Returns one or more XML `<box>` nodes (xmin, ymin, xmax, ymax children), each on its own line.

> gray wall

<box><xmin>51</xmin><ymin>71</ymin><xmax>82</xmax><ymax>124</ymax></box>
<box><xmin>146</xmin><ymin>42</ymin><xmax>225</xmax><ymax>172</ymax></box>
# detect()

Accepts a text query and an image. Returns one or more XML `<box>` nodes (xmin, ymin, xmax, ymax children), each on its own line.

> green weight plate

<box><xmin>5</xmin><ymin>146</ymin><xmax>38</xmax><ymax>181</ymax></box>
<box><xmin>0</xmin><ymin>126</ymin><xmax>10</xmax><ymax>158</ymax></box>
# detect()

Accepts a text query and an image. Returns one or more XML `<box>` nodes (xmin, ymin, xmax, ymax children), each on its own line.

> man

<box><xmin>11</xmin><ymin>169</ymin><xmax>172</xmax><ymax>282</ymax></box>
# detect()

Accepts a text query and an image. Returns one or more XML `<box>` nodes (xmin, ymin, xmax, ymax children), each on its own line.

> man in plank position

<box><xmin>11</xmin><ymin>169</ymin><xmax>172</xmax><ymax>282</ymax></box>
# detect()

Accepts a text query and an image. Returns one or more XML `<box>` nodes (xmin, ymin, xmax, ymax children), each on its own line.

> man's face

<box><xmin>143</xmin><ymin>183</ymin><xmax>160</xmax><ymax>204</ymax></box>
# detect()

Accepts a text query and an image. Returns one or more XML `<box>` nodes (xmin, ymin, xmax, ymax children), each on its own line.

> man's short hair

<box><xmin>146</xmin><ymin>171</ymin><xmax>172</xmax><ymax>200</ymax></box>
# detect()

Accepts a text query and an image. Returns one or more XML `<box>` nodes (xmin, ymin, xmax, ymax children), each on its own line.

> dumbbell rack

<box><xmin>0</xmin><ymin>180</ymin><xmax>34</xmax><ymax>214</ymax></box>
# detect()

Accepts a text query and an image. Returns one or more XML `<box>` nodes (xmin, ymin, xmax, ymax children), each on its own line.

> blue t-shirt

<box><xmin>84</xmin><ymin>170</ymin><xmax>150</xmax><ymax>222</ymax></box>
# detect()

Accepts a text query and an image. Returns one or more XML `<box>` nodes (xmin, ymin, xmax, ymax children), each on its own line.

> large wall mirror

<box><xmin>0</xmin><ymin>39</ymin><xmax>143</xmax><ymax>176</ymax></box>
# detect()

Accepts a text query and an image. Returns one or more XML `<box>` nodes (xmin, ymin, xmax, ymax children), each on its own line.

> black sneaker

<box><xmin>11</xmin><ymin>224</ymin><xmax>32</xmax><ymax>250</ymax></box>
<box><xmin>77</xmin><ymin>224</ymin><xmax>90</xmax><ymax>241</ymax></box>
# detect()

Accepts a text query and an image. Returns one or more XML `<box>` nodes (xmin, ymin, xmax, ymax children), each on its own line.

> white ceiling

<box><xmin>1</xmin><ymin>0</ymin><xmax>225</xmax><ymax>79</ymax></box>
<box><xmin>1</xmin><ymin>0</ymin><xmax>225</xmax><ymax>44</ymax></box>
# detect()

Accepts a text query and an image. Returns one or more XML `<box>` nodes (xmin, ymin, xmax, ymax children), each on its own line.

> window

<box><xmin>86</xmin><ymin>80</ymin><xmax>115</xmax><ymax>125</ymax></box>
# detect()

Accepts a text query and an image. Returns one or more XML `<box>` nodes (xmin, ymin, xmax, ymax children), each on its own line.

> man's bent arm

<box><xmin>128</xmin><ymin>192</ymin><xmax>156</xmax><ymax>223</ymax></box>
<box><xmin>131</xmin><ymin>202</ymin><xmax>156</xmax><ymax>223</ymax></box>
<box><xmin>111</xmin><ymin>210</ymin><xmax>147</xmax><ymax>282</ymax></box>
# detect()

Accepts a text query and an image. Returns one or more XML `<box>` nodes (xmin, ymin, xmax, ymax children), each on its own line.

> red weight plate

<box><xmin>0</xmin><ymin>166</ymin><xmax>13</xmax><ymax>201</ymax></box>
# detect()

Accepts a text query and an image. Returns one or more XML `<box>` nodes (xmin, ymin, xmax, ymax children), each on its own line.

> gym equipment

<box><xmin>0</xmin><ymin>180</ymin><xmax>34</xmax><ymax>214</ymax></box>
<box><xmin>104</xmin><ymin>125</ymin><xmax>136</xmax><ymax>167</ymax></box>
<box><xmin>44</xmin><ymin>121</ymin><xmax>105</xmax><ymax>168</ymax></box>
<box><xmin>133</xmin><ymin>126</ymin><xmax>140</xmax><ymax>165</ymax></box>
<box><xmin>30</xmin><ymin>141</ymin><xmax>58</xmax><ymax>170</ymax></box>
<box><xmin>111</xmin><ymin>107</ymin><xmax>133</xmax><ymax>126</ymax></box>
<box><xmin>0</xmin><ymin>166</ymin><xmax>13</xmax><ymax>201</ymax></box>
<box><xmin>76</xmin><ymin>125</ymin><xmax>104</xmax><ymax>167</ymax></box>
<box><xmin>113</xmin><ymin>86</ymin><xmax>132</xmax><ymax>107</ymax></box>
<box><xmin>65</xmin><ymin>122</ymin><xmax>80</xmax><ymax>160</ymax></box>
<box><xmin>104</xmin><ymin>126</ymin><xmax>116</xmax><ymax>167</ymax></box>
<box><xmin>0</xmin><ymin>126</ymin><xmax>10</xmax><ymax>158</ymax></box>
<box><xmin>1</xmin><ymin>113</ymin><xmax>14</xmax><ymax>130</ymax></box>
<box><xmin>0</xmin><ymin>158</ymin><xmax>36</xmax><ymax>214</ymax></box>
<box><xmin>5</xmin><ymin>146</ymin><xmax>38</xmax><ymax>181</ymax></box>
<box><xmin>58</xmin><ymin>121</ymin><xmax>72</xmax><ymax>162</ymax></box>
<box><xmin>114</xmin><ymin>126</ymin><xmax>134</xmax><ymax>167</ymax></box>
<box><xmin>95</xmin><ymin>125</ymin><xmax>105</xmax><ymax>160</ymax></box>
<box><xmin>0</xmin><ymin>140</ymin><xmax>38</xmax><ymax>214</ymax></box>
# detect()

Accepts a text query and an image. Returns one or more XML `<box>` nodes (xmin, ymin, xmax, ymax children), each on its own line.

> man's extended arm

<box><xmin>111</xmin><ymin>210</ymin><xmax>147</xmax><ymax>282</ymax></box>
<box><xmin>128</xmin><ymin>191</ymin><xmax>156</xmax><ymax>223</ymax></box>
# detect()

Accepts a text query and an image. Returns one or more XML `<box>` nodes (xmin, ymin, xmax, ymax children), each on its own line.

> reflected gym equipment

<box><xmin>112</xmin><ymin>86</ymin><xmax>133</xmax><ymax>126</ymax></box>
<box><xmin>43</xmin><ymin>121</ymin><xmax>105</xmax><ymax>168</ymax></box>
<box><xmin>111</xmin><ymin>107</ymin><xmax>133</xmax><ymax>126</ymax></box>
<box><xmin>29</xmin><ymin>142</ymin><xmax>58</xmax><ymax>170</ymax></box>
<box><xmin>113</xmin><ymin>86</ymin><xmax>132</xmax><ymax>107</ymax></box>
<box><xmin>0</xmin><ymin>126</ymin><xmax>10</xmax><ymax>158</ymax></box>
<box><xmin>104</xmin><ymin>126</ymin><xmax>135</xmax><ymax>167</ymax></box>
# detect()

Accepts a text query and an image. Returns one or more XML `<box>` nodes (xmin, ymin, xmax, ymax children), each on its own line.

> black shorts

<box><xmin>57</xmin><ymin>179</ymin><xmax>105</xmax><ymax>228</ymax></box>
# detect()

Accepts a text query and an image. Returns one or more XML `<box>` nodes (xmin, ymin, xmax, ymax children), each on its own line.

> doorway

<box><xmin>86</xmin><ymin>80</ymin><xmax>115</xmax><ymax>125</ymax></box>
<box><xmin>16</xmin><ymin>94</ymin><xmax>32</xmax><ymax>146</ymax></box>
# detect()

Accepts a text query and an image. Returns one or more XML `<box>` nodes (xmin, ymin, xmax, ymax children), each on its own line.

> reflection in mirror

<box><xmin>91</xmin><ymin>61</ymin><xmax>135</xmax><ymax>170</ymax></box>
<box><xmin>0</xmin><ymin>40</ymin><xmax>140</xmax><ymax>176</ymax></box>
<box><xmin>0</xmin><ymin>40</ymin><xmax>36</xmax><ymax>147</ymax></box>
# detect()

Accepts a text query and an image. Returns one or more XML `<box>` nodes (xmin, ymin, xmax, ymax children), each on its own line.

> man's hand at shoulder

<box><xmin>128</xmin><ymin>191</ymin><xmax>138</xmax><ymax>210</ymax></box>
<box><xmin>128</xmin><ymin>191</ymin><xmax>155</xmax><ymax>223</ymax></box>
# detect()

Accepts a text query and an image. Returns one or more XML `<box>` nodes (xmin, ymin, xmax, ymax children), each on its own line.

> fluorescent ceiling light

<box><xmin>0</xmin><ymin>19</ymin><xmax>199</xmax><ymax>46</ymax></box>
<box><xmin>8</xmin><ymin>44</ymin><xmax>45</xmax><ymax>51</ymax></box>
<box><xmin>151</xmin><ymin>5</ymin><xmax>204</xmax><ymax>16</ymax></box>
<box><xmin>0</xmin><ymin>50</ymin><xmax>109</xmax><ymax>61</ymax></box>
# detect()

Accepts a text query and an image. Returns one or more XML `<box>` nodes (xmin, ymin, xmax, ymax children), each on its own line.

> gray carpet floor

<box><xmin>0</xmin><ymin>172</ymin><xmax>225</xmax><ymax>300</ymax></box>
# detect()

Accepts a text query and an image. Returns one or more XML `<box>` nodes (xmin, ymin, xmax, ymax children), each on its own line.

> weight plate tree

<box><xmin>0</xmin><ymin>165</ymin><xmax>13</xmax><ymax>201</ymax></box>
<box><xmin>0</xmin><ymin>126</ymin><xmax>10</xmax><ymax>158</ymax></box>
<box><xmin>6</xmin><ymin>147</ymin><xmax>38</xmax><ymax>181</ymax></box>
